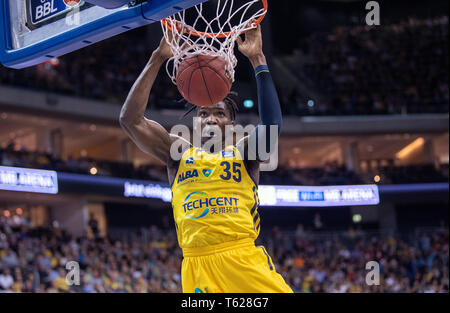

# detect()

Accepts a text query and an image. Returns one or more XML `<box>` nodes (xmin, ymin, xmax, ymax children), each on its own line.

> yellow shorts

<box><xmin>181</xmin><ymin>238</ymin><xmax>293</xmax><ymax>293</ymax></box>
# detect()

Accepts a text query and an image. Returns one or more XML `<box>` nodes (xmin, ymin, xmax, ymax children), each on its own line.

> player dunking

<box><xmin>120</xmin><ymin>25</ymin><xmax>293</xmax><ymax>293</ymax></box>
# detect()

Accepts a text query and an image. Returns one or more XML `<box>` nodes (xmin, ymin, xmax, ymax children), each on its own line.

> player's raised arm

<box><xmin>236</xmin><ymin>24</ymin><xmax>283</xmax><ymax>162</ymax></box>
<box><xmin>119</xmin><ymin>37</ymin><xmax>182</xmax><ymax>164</ymax></box>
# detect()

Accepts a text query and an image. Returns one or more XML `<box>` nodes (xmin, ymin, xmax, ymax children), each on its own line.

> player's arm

<box><xmin>236</xmin><ymin>25</ymin><xmax>282</xmax><ymax>162</ymax></box>
<box><xmin>120</xmin><ymin>37</ymin><xmax>188</xmax><ymax>164</ymax></box>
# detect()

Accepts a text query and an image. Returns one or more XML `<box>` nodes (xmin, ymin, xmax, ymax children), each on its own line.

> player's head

<box><xmin>184</xmin><ymin>92</ymin><xmax>240</xmax><ymax>146</ymax></box>
<box><xmin>198</xmin><ymin>93</ymin><xmax>239</xmax><ymax>146</ymax></box>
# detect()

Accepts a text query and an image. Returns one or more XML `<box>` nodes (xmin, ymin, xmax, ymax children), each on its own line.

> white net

<box><xmin>161</xmin><ymin>0</ymin><xmax>267</xmax><ymax>85</ymax></box>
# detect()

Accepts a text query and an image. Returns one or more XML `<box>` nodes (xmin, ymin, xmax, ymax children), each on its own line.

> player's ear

<box><xmin>226</xmin><ymin>120</ymin><xmax>235</xmax><ymax>132</ymax></box>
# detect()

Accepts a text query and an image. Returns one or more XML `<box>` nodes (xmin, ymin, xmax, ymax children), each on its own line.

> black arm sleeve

<box><xmin>248</xmin><ymin>65</ymin><xmax>283</xmax><ymax>162</ymax></box>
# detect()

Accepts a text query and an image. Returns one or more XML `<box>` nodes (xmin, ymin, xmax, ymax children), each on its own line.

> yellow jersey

<box><xmin>171</xmin><ymin>145</ymin><xmax>260</xmax><ymax>250</ymax></box>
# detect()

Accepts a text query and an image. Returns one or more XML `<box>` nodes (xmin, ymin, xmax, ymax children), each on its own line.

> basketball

<box><xmin>176</xmin><ymin>54</ymin><xmax>232</xmax><ymax>107</ymax></box>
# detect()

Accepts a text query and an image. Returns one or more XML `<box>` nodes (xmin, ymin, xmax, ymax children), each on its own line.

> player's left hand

<box><xmin>236</xmin><ymin>23</ymin><xmax>264</xmax><ymax>60</ymax></box>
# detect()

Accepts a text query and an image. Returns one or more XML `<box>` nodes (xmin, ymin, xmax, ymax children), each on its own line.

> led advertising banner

<box><xmin>123</xmin><ymin>182</ymin><xmax>380</xmax><ymax>207</ymax></box>
<box><xmin>124</xmin><ymin>181</ymin><xmax>172</xmax><ymax>203</ymax></box>
<box><xmin>257</xmin><ymin>185</ymin><xmax>380</xmax><ymax>207</ymax></box>
<box><xmin>0</xmin><ymin>167</ymin><xmax>387</xmax><ymax>207</ymax></box>
<box><xmin>0</xmin><ymin>166</ymin><xmax>58</xmax><ymax>194</ymax></box>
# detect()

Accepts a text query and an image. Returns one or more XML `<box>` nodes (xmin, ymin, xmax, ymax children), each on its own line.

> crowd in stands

<box><xmin>268</xmin><ymin>225</ymin><xmax>449</xmax><ymax>293</ymax></box>
<box><xmin>1</xmin><ymin>142</ymin><xmax>448</xmax><ymax>185</ymax></box>
<box><xmin>0</xmin><ymin>216</ymin><xmax>181</xmax><ymax>293</ymax></box>
<box><xmin>0</xmin><ymin>15</ymin><xmax>448</xmax><ymax>116</ymax></box>
<box><xmin>286</xmin><ymin>16</ymin><xmax>449</xmax><ymax>116</ymax></box>
<box><xmin>0</xmin><ymin>214</ymin><xmax>448</xmax><ymax>293</ymax></box>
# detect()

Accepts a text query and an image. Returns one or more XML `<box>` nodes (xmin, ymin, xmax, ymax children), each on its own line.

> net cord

<box><xmin>161</xmin><ymin>0</ymin><xmax>266</xmax><ymax>84</ymax></box>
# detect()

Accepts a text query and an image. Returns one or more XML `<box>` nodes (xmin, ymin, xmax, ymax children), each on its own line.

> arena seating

<box><xmin>0</xmin><ymin>16</ymin><xmax>448</xmax><ymax>116</ymax></box>
<box><xmin>0</xmin><ymin>216</ymin><xmax>447</xmax><ymax>293</ymax></box>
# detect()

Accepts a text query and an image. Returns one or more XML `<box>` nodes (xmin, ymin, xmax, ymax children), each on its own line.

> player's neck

<box><xmin>198</xmin><ymin>141</ymin><xmax>229</xmax><ymax>154</ymax></box>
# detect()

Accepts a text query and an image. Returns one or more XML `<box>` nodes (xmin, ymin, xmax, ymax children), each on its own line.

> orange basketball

<box><xmin>64</xmin><ymin>0</ymin><xmax>81</xmax><ymax>7</ymax></box>
<box><xmin>176</xmin><ymin>55</ymin><xmax>232</xmax><ymax>107</ymax></box>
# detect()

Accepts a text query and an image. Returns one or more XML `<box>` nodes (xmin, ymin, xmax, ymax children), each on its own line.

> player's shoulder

<box><xmin>167</xmin><ymin>135</ymin><xmax>193</xmax><ymax>167</ymax></box>
<box><xmin>235</xmin><ymin>136</ymin><xmax>257</xmax><ymax>161</ymax></box>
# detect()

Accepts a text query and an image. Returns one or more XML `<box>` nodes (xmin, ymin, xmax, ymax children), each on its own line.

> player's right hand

<box><xmin>154</xmin><ymin>36</ymin><xmax>173</xmax><ymax>61</ymax></box>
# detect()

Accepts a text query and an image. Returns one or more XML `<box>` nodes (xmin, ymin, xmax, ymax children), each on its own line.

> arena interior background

<box><xmin>0</xmin><ymin>0</ymin><xmax>448</xmax><ymax>293</ymax></box>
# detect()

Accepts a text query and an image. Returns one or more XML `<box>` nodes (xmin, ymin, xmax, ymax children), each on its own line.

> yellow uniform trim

<box><xmin>183</xmin><ymin>238</ymin><xmax>255</xmax><ymax>257</ymax></box>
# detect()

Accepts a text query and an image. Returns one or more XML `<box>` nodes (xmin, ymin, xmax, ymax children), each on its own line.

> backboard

<box><xmin>0</xmin><ymin>0</ymin><xmax>206</xmax><ymax>69</ymax></box>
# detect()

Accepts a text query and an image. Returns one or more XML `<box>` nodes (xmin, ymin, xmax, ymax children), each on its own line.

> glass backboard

<box><xmin>0</xmin><ymin>0</ymin><xmax>206</xmax><ymax>69</ymax></box>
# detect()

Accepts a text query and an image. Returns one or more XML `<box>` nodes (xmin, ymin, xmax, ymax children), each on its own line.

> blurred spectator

<box><xmin>313</xmin><ymin>213</ymin><xmax>323</xmax><ymax>231</ymax></box>
<box><xmin>1</xmin><ymin>248</ymin><xmax>19</xmax><ymax>268</ymax></box>
<box><xmin>0</xmin><ymin>268</ymin><xmax>14</xmax><ymax>290</ymax></box>
<box><xmin>88</xmin><ymin>214</ymin><xmax>100</xmax><ymax>240</ymax></box>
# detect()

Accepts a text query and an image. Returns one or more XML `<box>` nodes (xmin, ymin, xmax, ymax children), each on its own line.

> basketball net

<box><xmin>161</xmin><ymin>0</ymin><xmax>267</xmax><ymax>84</ymax></box>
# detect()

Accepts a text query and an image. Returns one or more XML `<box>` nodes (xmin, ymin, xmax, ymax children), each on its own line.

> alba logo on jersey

<box><xmin>177</xmin><ymin>169</ymin><xmax>199</xmax><ymax>184</ymax></box>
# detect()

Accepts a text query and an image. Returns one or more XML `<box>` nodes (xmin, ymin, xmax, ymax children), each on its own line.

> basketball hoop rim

<box><xmin>161</xmin><ymin>0</ymin><xmax>268</xmax><ymax>39</ymax></box>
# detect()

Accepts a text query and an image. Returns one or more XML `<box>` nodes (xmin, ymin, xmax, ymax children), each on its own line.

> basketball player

<box><xmin>120</xmin><ymin>24</ymin><xmax>293</xmax><ymax>293</ymax></box>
